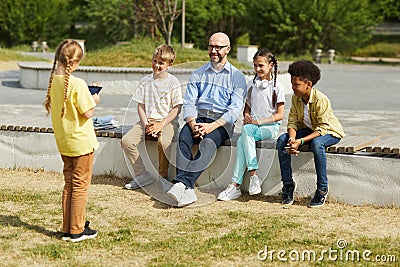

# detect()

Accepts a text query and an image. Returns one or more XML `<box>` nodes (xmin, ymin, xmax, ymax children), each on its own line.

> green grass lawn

<box><xmin>0</xmin><ymin>48</ymin><xmax>49</xmax><ymax>62</ymax></box>
<box><xmin>0</xmin><ymin>168</ymin><xmax>399</xmax><ymax>266</ymax></box>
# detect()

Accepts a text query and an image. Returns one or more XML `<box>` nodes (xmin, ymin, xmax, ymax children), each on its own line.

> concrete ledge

<box><xmin>1</xmin><ymin>129</ymin><xmax>399</xmax><ymax>207</ymax></box>
<box><xmin>17</xmin><ymin>62</ymin><xmax>290</xmax><ymax>96</ymax></box>
<box><xmin>18</xmin><ymin>62</ymin><xmax>194</xmax><ymax>95</ymax></box>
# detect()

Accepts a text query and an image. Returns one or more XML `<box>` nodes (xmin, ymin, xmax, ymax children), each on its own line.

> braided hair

<box><xmin>43</xmin><ymin>39</ymin><xmax>84</xmax><ymax>117</ymax></box>
<box><xmin>252</xmin><ymin>48</ymin><xmax>278</xmax><ymax>87</ymax></box>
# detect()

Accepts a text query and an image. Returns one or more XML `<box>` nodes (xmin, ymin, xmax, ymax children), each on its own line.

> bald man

<box><xmin>167</xmin><ymin>32</ymin><xmax>247</xmax><ymax>207</ymax></box>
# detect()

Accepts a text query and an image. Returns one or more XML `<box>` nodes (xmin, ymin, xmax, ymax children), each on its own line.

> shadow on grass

<box><xmin>0</xmin><ymin>214</ymin><xmax>60</xmax><ymax>238</ymax></box>
<box><xmin>91</xmin><ymin>174</ymin><xmax>129</xmax><ymax>187</ymax></box>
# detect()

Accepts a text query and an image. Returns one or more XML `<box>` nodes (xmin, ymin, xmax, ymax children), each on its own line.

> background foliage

<box><xmin>0</xmin><ymin>0</ymin><xmax>72</xmax><ymax>47</ymax></box>
<box><xmin>0</xmin><ymin>0</ymin><xmax>398</xmax><ymax>55</ymax></box>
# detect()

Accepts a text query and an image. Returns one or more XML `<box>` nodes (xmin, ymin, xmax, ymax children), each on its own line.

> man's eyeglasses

<box><xmin>208</xmin><ymin>45</ymin><xmax>229</xmax><ymax>51</ymax></box>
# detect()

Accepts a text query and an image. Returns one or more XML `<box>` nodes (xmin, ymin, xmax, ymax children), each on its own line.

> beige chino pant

<box><xmin>121</xmin><ymin>121</ymin><xmax>177</xmax><ymax>178</ymax></box>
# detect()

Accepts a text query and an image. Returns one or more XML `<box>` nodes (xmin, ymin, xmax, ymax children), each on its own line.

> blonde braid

<box><xmin>43</xmin><ymin>58</ymin><xmax>57</xmax><ymax>115</ymax></box>
<box><xmin>46</xmin><ymin>39</ymin><xmax>83</xmax><ymax>118</ymax></box>
<box><xmin>61</xmin><ymin>62</ymin><xmax>72</xmax><ymax>118</ymax></box>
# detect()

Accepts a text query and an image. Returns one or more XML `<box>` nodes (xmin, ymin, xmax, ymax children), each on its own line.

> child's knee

<box><xmin>276</xmin><ymin>133</ymin><xmax>289</xmax><ymax>149</ymax></box>
<box><xmin>241</xmin><ymin>124</ymin><xmax>254</xmax><ymax>136</ymax></box>
<box><xmin>310</xmin><ymin>139</ymin><xmax>325</xmax><ymax>153</ymax></box>
<box><xmin>121</xmin><ymin>136</ymin><xmax>139</xmax><ymax>149</ymax></box>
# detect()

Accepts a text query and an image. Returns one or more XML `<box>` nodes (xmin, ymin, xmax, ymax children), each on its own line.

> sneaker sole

<box><xmin>68</xmin><ymin>232</ymin><xmax>98</xmax><ymax>243</ymax></box>
<box><xmin>249</xmin><ymin>188</ymin><xmax>261</xmax><ymax>195</ymax></box>
<box><xmin>282</xmin><ymin>199</ymin><xmax>294</xmax><ymax>205</ymax></box>
<box><xmin>308</xmin><ymin>192</ymin><xmax>328</xmax><ymax>208</ymax></box>
<box><xmin>177</xmin><ymin>197</ymin><xmax>197</xmax><ymax>207</ymax></box>
<box><xmin>281</xmin><ymin>182</ymin><xmax>297</xmax><ymax>205</ymax></box>
<box><xmin>61</xmin><ymin>236</ymin><xmax>70</xmax><ymax>241</ymax></box>
<box><xmin>124</xmin><ymin>179</ymin><xmax>154</xmax><ymax>190</ymax></box>
<box><xmin>217</xmin><ymin>193</ymin><xmax>242</xmax><ymax>201</ymax></box>
<box><xmin>308</xmin><ymin>203</ymin><xmax>325</xmax><ymax>208</ymax></box>
<box><xmin>124</xmin><ymin>185</ymin><xmax>139</xmax><ymax>190</ymax></box>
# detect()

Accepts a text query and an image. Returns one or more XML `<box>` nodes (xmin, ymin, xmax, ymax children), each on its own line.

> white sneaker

<box><xmin>249</xmin><ymin>175</ymin><xmax>261</xmax><ymax>195</ymax></box>
<box><xmin>124</xmin><ymin>172</ymin><xmax>153</xmax><ymax>190</ymax></box>
<box><xmin>167</xmin><ymin>182</ymin><xmax>186</xmax><ymax>203</ymax></box>
<box><xmin>178</xmin><ymin>188</ymin><xmax>197</xmax><ymax>207</ymax></box>
<box><xmin>217</xmin><ymin>184</ymin><xmax>242</xmax><ymax>201</ymax></box>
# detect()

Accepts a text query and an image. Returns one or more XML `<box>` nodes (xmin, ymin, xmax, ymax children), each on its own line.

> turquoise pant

<box><xmin>232</xmin><ymin>123</ymin><xmax>279</xmax><ymax>185</ymax></box>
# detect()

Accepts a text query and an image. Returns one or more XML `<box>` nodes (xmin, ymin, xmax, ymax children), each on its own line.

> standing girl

<box><xmin>218</xmin><ymin>48</ymin><xmax>285</xmax><ymax>201</ymax></box>
<box><xmin>43</xmin><ymin>39</ymin><xmax>99</xmax><ymax>242</ymax></box>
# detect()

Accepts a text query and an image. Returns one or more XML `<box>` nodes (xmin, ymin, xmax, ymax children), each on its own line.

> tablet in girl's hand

<box><xmin>88</xmin><ymin>85</ymin><xmax>102</xmax><ymax>95</ymax></box>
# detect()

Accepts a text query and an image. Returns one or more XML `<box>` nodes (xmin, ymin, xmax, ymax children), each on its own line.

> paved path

<box><xmin>0</xmin><ymin>62</ymin><xmax>399</xmax><ymax>138</ymax></box>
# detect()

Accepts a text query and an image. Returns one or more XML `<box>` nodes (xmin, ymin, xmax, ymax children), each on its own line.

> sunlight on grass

<box><xmin>0</xmin><ymin>168</ymin><xmax>399</xmax><ymax>266</ymax></box>
<box><xmin>0</xmin><ymin>48</ymin><xmax>48</xmax><ymax>62</ymax></box>
<box><xmin>353</xmin><ymin>43</ymin><xmax>400</xmax><ymax>58</ymax></box>
<box><xmin>81</xmin><ymin>38</ymin><xmax>251</xmax><ymax>69</ymax></box>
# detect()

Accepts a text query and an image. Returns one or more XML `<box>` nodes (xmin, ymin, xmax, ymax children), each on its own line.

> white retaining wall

<box><xmin>17</xmin><ymin>62</ymin><xmax>291</xmax><ymax>96</ymax></box>
<box><xmin>1</xmin><ymin>130</ymin><xmax>399</xmax><ymax>207</ymax></box>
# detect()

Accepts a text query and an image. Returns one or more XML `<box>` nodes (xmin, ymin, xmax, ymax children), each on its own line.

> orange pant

<box><xmin>61</xmin><ymin>152</ymin><xmax>94</xmax><ymax>235</ymax></box>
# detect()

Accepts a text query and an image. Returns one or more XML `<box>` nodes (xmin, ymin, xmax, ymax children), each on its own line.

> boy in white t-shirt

<box><xmin>122</xmin><ymin>44</ymin><xmax>183</xmax><ymax>190</ymax></box>
<box><xmin>218</xmin><ymin>48</ymin><xmax>285</xmax><ymax>201</ymax></box>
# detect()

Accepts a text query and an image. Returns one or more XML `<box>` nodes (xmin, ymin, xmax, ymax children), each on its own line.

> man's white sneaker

<box><xmin>248</xmin><ymin>175</ymin><xmax>261</xmax><ymax>195</ymax></box>
<box><xmin>124</xmin><ymin>172</ymin><xmax>153</xmax><ymax>190</ymax></box>
<box><xmin>178</xmin><ymin>188</ymin><xmax>197</xmax><ymax>207</ymax></box>
<box><xmin>217</xmin><ymin>184</ymin><xmax>242</xmax><ymax>201</ymax></box>
<box><xmin>167</xmin><ymin>182</ymin><xmax>186</xmax><ymax>203</ymax></box>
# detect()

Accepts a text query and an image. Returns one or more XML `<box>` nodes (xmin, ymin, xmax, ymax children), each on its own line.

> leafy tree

<box><xmin>246</xmin><ymin>0</ymin><xmax>380</xmax><ymax>55</ymax></box>
<box><xmin>79</xmin><ymin>0</ymin><xmax>137</xmax><ymax>49</ymax></box>
<box><xmin>0</xmin><ymin>0</ymin><xmax>72</xmax><ymax>47</ymax></box>
<box><xmin>175</xmin><ymin>0</ymin><xmax>249</xmax><ymax>49</ymax></box>
<box><xmin>370</xmin><ymin>0</ymin><xmax>400</xmax><ymax>22</ymax></box>
<box><xmin>80</xmin><ymin>0</ymin><xmax>181</xmax><ymax>48</ymax></box>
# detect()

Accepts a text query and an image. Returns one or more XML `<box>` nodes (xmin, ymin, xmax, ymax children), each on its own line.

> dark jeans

<box><xmin>276</xmin><ymin>128</ymin><xmax>340</xmax><ymax>191</ymax></box>
<box><xmin>173</xmin><ymin>117</ymin><xmax>231</xmax><ymax>188</ymax></box>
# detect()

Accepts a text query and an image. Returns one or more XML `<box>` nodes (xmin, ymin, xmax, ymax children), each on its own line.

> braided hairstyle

<box><xmin>43</xmin><ymin>39</ymin><xmax>84</xmax><ymax>117</ymax></box>
<box><xmin>252</xmin><ymin>48</ymin><xmax>278</xmax><ymax>87</ymax></box>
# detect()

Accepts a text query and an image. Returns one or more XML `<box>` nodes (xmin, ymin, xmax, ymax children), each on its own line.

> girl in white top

<box><xmin>218</xmin><ymin>48</ymin><xmax>285</xmax><ymax>201</ymax></box>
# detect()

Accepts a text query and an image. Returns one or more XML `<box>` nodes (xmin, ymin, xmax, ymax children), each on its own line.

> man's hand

<box><xmin>195</xmin><ymin>122</ymin><xmax>217</xmax><ymax>139</ymax></box>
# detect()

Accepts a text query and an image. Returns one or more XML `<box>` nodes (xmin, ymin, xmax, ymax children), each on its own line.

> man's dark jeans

<box><xmin>173</xmin><ymin>117</ymin><xmax>231</xmax><ymax>189</ymax></box>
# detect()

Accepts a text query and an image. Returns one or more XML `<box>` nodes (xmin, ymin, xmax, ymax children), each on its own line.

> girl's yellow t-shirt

<box><xmin>50</xmin><ymin>75</ymin><xmax>99</xmax><ymax>157</ymax></box>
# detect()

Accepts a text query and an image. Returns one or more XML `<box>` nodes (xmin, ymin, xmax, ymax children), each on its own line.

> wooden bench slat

<box><xmin>365</xmin><ymin>137</ymin><xmax>400</xmax><ymax>154</ymax></box>
<box><xmin>329</xmin><ymin>136</ymin><xmax>380</xmax><ymax>154</ymax></box>
<box><xmin>1</xmin><ymin>122</ymin><xmax>398</xmax><ymax>156</ymax></box>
